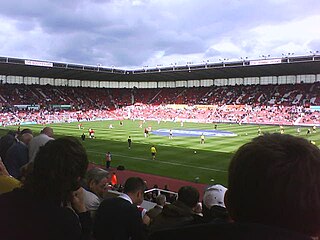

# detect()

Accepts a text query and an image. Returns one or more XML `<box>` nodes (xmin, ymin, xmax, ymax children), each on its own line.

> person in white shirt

<box><xmin>28</xmin><ymin>127</ymin><xmax>54</xmax><ymax>162</ymax></box>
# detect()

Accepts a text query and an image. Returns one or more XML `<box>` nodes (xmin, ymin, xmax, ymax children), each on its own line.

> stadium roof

<box><xmin>0</xmin><ymin>55</ymin><xmax>320</xmax><ymax>82</ymax></box>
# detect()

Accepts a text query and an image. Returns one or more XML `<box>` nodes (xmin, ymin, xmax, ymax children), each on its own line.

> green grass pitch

<box><xmin>1</xmin><ymin>120</ymin><xmax>319</xmax><ymax>186</ymax></box>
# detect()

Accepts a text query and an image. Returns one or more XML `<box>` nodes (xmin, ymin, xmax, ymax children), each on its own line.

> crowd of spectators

<box><xmin>0</xmin><ymin>82</ymin><xmax>318</xmax><ymax>107</ymax></box>
<box><xmin>1</xmin><ymin>132</ymin><xmax>320</xmax><ymax>239</ymax></box>
<box><xmin>0</xmin><ymin>82</ymin><xmax>319</xmax><ymax>127</ymax></box>
<box><xmin>0</xmin><ymin>81</ymin><xmax>320</xmax><ymax>239</ymax></box>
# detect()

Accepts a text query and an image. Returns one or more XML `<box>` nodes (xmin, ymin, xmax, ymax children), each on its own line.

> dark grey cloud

<box><xmin>0</xmin><ymin>0</ymin><xmax>319</xmax><ymax>67</ymax></box>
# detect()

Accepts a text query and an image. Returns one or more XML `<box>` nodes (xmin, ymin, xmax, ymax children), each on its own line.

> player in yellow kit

<box><xmin>151</xmin><ymin>145</ymin><xmax>157</xmax><ymax>160</ymax></box>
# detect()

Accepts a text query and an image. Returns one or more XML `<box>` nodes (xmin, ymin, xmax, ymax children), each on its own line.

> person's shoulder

<box><xmin>101</xmin><ymin>196</ymin><xmax>128</xmax><ymax>204</ymax></box>
<box><xmin>83</xmin><ymin>188</ymin><xmax>99</xmax><ymax>201</ymax></box>
<box><xmin>99</xmin><ymin>197</ymin><xmax>133</xmax><ymax>211</ymax></box>
<box><xmin>9</xmin><ymin>141</ymin><xmax>27</xmax><ymax>151</ymax></box>
<box><xmin>0</xmin><ymin>175</ymin><xmax>21</xmax><ymax>189</ymax></box>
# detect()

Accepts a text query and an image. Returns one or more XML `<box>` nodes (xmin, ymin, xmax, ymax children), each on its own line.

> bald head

<box><xmin>41</xmin><ymin>127</ymin><xmax>54</xmax><ymax>138</ymax></box>
<box><xmin>20</xmin><ymin>133</ymin><xmax>33</xmax><ymax>146</ymax></box>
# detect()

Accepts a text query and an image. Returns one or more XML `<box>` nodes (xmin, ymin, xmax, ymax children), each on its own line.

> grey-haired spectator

<box><xmin>146</xmin><ymin>194</ymin><xmax>166</xmax><ymax>222</ymax></box>
<box><xmin>83</xmin><ymin>167</ymin><xmax>109</xmax><ymax>212</ymax></box>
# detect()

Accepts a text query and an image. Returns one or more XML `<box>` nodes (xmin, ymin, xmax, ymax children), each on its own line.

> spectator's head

<box><xmin>203</xmin><ymin>184</ymin><xmax>227</xmax><ymax>209</ymax></box>
<box><xmin>24</xmin><ymin>137</ymin><xmax>88</xmax><ymax>205</ymax></box>
<box><xmin>202</xmin><ymin>184</ymin><xmax>229</xmax><ymax>222</ymax></box>
<box><xmin>0</xmin><ymin>132</ymin><xmax>16</xmax><ymax>160</ymax></box>
<box><xmin>123</xmin><ymin>177</ymin><xmax>146</xmax><ymax>205</ymax></box>
<box><xmin>155</xmin><ymin>194</ymin><xmax>166</xmax><ymax>206</ymax></box>
<box><xmin>178</xmin><ymin>186</ymin><xmax>200</xmax><ymax>208</ymax></box>
<box><xmin>41</xmin><ymin>127</ymin><xmax>54</xmax><ymax>138</ymax></box>
<box><xmin>20</xmin><ymin>128</ymin><xmax>33</xmax><ymax>136</ymax></box>
<box><xmin>193</xmin><ymin>202</ymin><xmax>202</xmax><ymax>215</ymax></box>
<box><xmin>227</xmin><ymin>133</ymin><xmax>320</xmax><ymax>237</ymax></box>
<box><xmin>86</xmin><ymin>168</ymin><xmax>109</xmax><ymax>198</ymax></box>
<box><xmin>19</xmin><ymin>133</ymin><xmax>33</xmax><ymax>146</ymax></box>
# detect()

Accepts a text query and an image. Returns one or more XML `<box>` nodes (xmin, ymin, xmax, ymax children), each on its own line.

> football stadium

<box><xmin>1</xmin><ymin>1</ymin><xmax>320</xmax><ymax>239</ymax></box>
<box><xmin>1</xmin><ymin>50</ymin><xmax>320</xmax><ymax>240</ymax></box>
<box><xmin>0</xmin><ymin>55</ymin><xmax>319</xmax><ymax>187</ymax></box>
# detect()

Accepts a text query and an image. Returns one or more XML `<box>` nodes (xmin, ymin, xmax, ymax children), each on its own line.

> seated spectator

<box><xmin>149</xmin><ymin>186</ymin><xmax>200</xmax><ymax>233</ymax></box>
<box><xmin>138</xmin><ymin>204</ymin><xmax>151</xmax><ymax>226</ymax></box>
<box><xmin>146</xmin><ymin>194</ymin><xmax>166</xmax><ymax>222</ymax></box>
<box><xmin>3</xmin><ymin>130</ymin><xmax>33</xmax><ymax>179</ymax></box>
<box><xmin>149</xmin><ymin>134</ymin><xmax>319</xmax><ymax>240</ymax></box>
<box><xmin>202</xmin><ymin>184</ymin><xmax>229</xmax><ymax>223</ymax></box>
<box><xmin>94</xmin><ymin>177</ymin><xmax>147</xmax><ymax>240</ymax></box>
<box><xmin>144</xmin><ymin>191</ymin><xmax>153</xmax><ymax>202</ymax></box>
<box><xmin>0</xmin><ymin>130</ymin><xmax>18</xmax><ymax>161</ymax></box>
<box><xmin>163</xmin><ymin>184</ymin><xmax>177</xmax><ymax>203</ymax></box>
<box><xmin>0</xmin><ymin>157</ymin><xmax>21</xmax><ymax>194</ymax></box>
<box><xmin>0</xmin><ymin>137</ymin><xmax>92</xmax><ymax>240</ymax></box>
<box><xmin>193</xmin><ymin>202</ymin><xmax>203</xmax><ymax>217</ymax></box>
<box><xmin>83</xmin><ymin>167</ymin><xmax>109</xmax><ymax>212</ymax></box>
<box><xmin>19</xmin><ymin>161</ymin><xmax>34</xmax><ymax>184</ymax></box>
<box><xmin>226</xmin><ymin>133</ymin><xmax>320</xmax><ymax>238</ymax></box>
<box><xmin>28</xmin><ymin>126</ymin><xmax>54</xmax><ymax>162</ymax></box>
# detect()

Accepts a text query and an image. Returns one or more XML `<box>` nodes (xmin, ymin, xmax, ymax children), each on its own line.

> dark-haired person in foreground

<box><xmin>149</xmin><ymin>133</ymin><xmax>318</xmax><ymax>240</ymax></box>
<box><xmin>0</xmin><ymin>137</ymin><xmax>92</xmax><ymax>240</ymax></box>
<box><xmin>94</xmin><ymin>177</ymin><xmax>147</xmax><ymax>240</ymax></box>
<box><xmin>226</xmin><ymin>133</ymin><xmax>320</xmax><ymax>238</ymax></box>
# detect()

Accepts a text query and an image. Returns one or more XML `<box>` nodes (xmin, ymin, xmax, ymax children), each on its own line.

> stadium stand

<box><xmin>0</xmin><ymin>82</ymin><xmax>319</xmax><ymax>126</ymax></box>
<box><xmin>0</xmin><ymin>55</ymin><xmax>319</xmax><ymax>239</ymax></box>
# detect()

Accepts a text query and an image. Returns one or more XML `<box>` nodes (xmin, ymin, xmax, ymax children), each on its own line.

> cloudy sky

<box><xmin>0</xmin><ymin>0</ymin><xmax>319</xmax><ymax>69</ymax></box>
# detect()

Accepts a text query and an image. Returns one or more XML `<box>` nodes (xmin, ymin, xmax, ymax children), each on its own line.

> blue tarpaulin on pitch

<box><xmin>152</xmin><ymin>129</ymin><xmax>237</xmax><ymax>137</ymax></box>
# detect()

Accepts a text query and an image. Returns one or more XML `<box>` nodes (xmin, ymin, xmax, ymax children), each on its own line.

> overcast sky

<box><xmin>0</xmin><ymin>0</ymin><xmax>319</xmax><ymax>69</ymax></box>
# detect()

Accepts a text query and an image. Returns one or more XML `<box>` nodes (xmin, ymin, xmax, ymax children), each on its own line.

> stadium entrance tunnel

<box><xmin>152</xmin><ymin>129</ymin><xmax>237</xmax><ymax>137</ymax></box>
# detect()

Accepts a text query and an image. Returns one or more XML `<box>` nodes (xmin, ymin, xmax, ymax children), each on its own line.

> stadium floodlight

<box><xmin>97</xmin><ymin>63</ymin><xmax>102</xmax><ymax>72</ymax></box>
<box><xmin>203</xmin><ymin>60</ymin><xmax>209</xmax><ymax>68</ymax></box>
<box><xmin>309</xmin><ymin>50</ymin><xmax>319</xmax><ymax>55</ymax></box>
<box><xmin>260</xmin><ymin>54</ymin><xmax>270</xmax><ymax>59</ymax></box>
<box><xmin>240</xmin><ymin>57</ymin><xmax>248</xmax><ymax>66</ymax></box>
<box><xmin>219</xmin><ymin>58</ymin><xmax>229</xmax><ymax>62</ymax></box>
<box><xmin>282</xmin><ymin>53</ymin><xmax>294</xmax><ymax>63</ymax></box>
<box><xmin>282</xmin><ymin>52</ymin><xmax>294</xmax><ymax>56</ymax></box>
<box><xmin>309</xmin><ymin>51</ymin><xmax>319</xmax><ymax>61</ymax></box>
